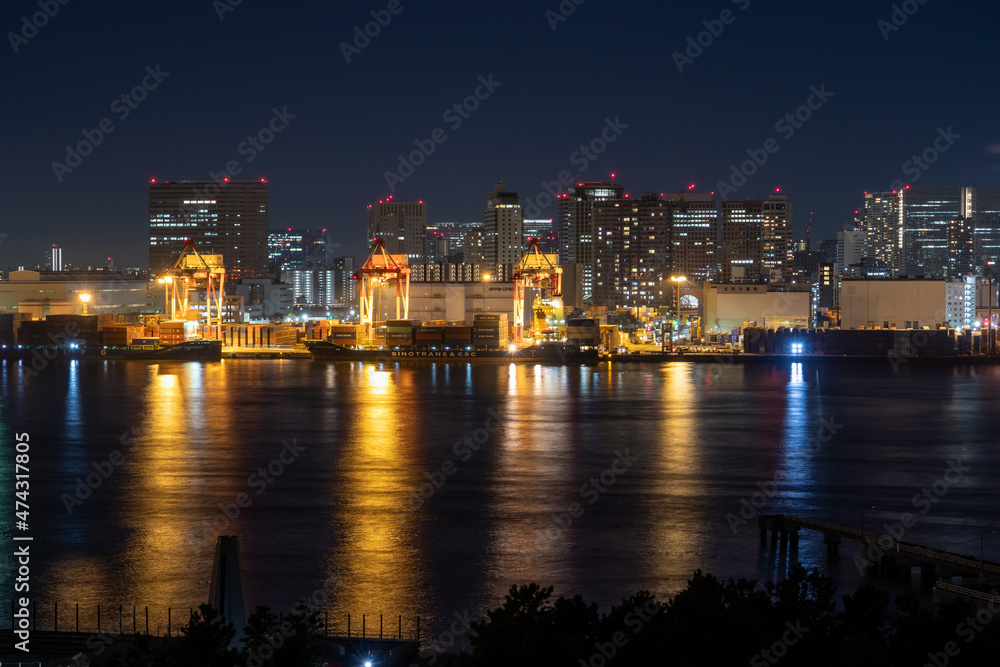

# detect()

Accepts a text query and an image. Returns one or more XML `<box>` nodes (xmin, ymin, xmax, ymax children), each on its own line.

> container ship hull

<box><xmin>305</xmin><ymin>340</ymin><xmax>599</xmax><ymax>364</ymax></box>
<box><xmin>94</xmin><ymin>339</ymin><xmax>223</xmax><ymax>360</ymax></box>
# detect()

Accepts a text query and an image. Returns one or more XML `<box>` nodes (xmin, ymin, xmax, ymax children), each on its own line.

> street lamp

<box><xmin>670</xmin><ymin>276</ymin><xmax>686</xmax><ymax>349</ymax></box>
<box><xmin>157</xmin><ymin>276</ymin><xmax>175</xmax><ymax>319</ymax></box>
<box><xmin>478</xmin><ymin>274</ymin><xmax>492</xmax><ymax>314</ymax></box>
<box><xmin>78</xmin><ymin>293</ymin><xmax>92</xmax><ymax>315</ymax></box>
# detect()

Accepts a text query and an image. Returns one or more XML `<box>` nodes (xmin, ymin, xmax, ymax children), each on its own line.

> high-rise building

<box><xmin>761</xmin><ymin>194</ymin><xmax>793</xmax><ymax>282</ymax></box>
<box><xmin>148</xmin><ymin>179</ymin><xmax>269</xmax><ymax>279</ymax></box>
<box><xmin>862</xmin><ymin>191</ymin><xmax>901</xmax><ymax>274</ymax></box>
<box><xmin>558</xmin><ymin>181</ymin><xmax>625</xmax><ymax>301</ymax></box>
<box><xmin>332</xmin><ymin>256</ymin><xmax>356</xmax><ymax>306</ymax></box>
<box><xmin>968</xmin><ymin>187</ymin><xmax>1000</xmax><ymax>270</ymax></box>
<box><xmin>463</xmin><ymin>228</ymin><xmax>484</xmax><ymax>268</ymax></box>
<box><xmin>720</xmin><ymin>199</ymin><xmax>764</xmax><ymax>283</ymax></box>
<box><xmin>523</xmin><ymin>219</ymin><xmax>558</xmax><ymax>255</ymax></box>
<box><xmin>282</xmin><ymin>268</ymin><xmax>337</xmax><ymax>306</ymax></box>
<box><xmin>817</xmin><ymin>238</ymin><xmax>838</xmax><ymax>265</ymax></box>
<box><xmin>366</xmin><ymin>199</ymin><xmax>427</xmax><ymax>262</ymax></box>
<box><xmin>593</xmin><ymin>193</ymin><xmax>672</xmax><ymax>308</ymax></box>
<box><xmin>667</xmin><ymin>193</ymin><xmax>719</xmax><ymax>283</ymax></box>
<box><xmin>483</xmin><ymin>181</ymin><xmax>523</xmax><ymax>279</ymax></box>
<box><xmin>558</xmin><ymin>182</ymin><xmax>625</xmax><ymax>300</ymax></box>
<box><xmin>268</xmin><ymin>229</ymin><xmax>329</xmax><ymax>272</ymax></box>
<box><xmin>424</xmin><ymin>225</ymin><xmax>447</xmax><ymax>263</ymax></box>
<box><xmin>50</xmin><ymin>245</ymin><xmax>63</xmax><ymax>271</ymax></box>
<box><xmin>899</xmin><ymin>186</ymin><xmax>962</xmax><ymax>278</ymax></box>
<box><xmin>865</xmin><ymin>186</ymin><xmax>1000</xmax><ymax>277</ymax></box>
<box><xmin>424</xmin><ymin>222</ymin><xmax>482</xmax><ymax>263</ymax></box>
<box><xmin>947</xmin><ymin>216</ymin><xmax>974</xmax><ymax>278</ymax></box>
<box><xmin>837</xmin><ymin>230</ymin><xmax>868</xmax><ymax>274</ymax></box>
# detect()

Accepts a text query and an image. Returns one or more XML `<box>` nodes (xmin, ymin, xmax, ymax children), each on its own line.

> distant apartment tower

<box><xmin>282</xmin><ymin>268</ymin><xmax>336</xmax><ymax>306</ymax></box>
<box><xmin>558</xmin><ymin>181</ymin><xmax>625</xmax><ymax>301</ymax></box>
<box><xmin>947</xmin><ymin>216</ymin><xmax>974</xmax><ymax>278</ymax></box>
<box><xmin>593</xmin><ymin>193</ymin><xmax>672</xmax><ymax>308</ymax></box>
<box><xmin>761</xmin><ymin>194</ymin><xmax>793</xmax><ymax>282</ymax></box>
<box><xmin>462</xmin><ymin>227</ymin><xmax>485</xmax><ymax>267</ymax></box>
<box><xmin>366</xmin><ymin>199</ymin><xmax>427</xmax><ymax>262</ymax></box>
<box><xmin>332</xmin><ymin>256</ymin><xmax>356</xmax><ymax>305</ymax></box>
<box><xmin>148</xmin><ymin>179</ymin><xmax>269</xmax><ymax>279</ymax></box>
<box><xmin>424</xmin><ymin>225</ymin><xmax>447</xmax><ymax>263</ymax></box>
<box><xmin>665</xmin><ymin>193</ymin><xmax>719</xmax><ymax>283</ymax></box>
<box><xmin>862</xmin><ymin>191</ymin><xmax>900</xmax><ymax>274</ymax></box>
<box><xmin>720</xmin><ymin>199</ymin><xmax>763</xmax><ymax>282</ymax></box>
<box><xmin>50</xmin><ymin>245</ymin><xmax>63</xmax><ymax>271</ymax></box>
<box><xmin>483</xmin><ymin>181</ymin><xmax>523</xmax><ymax>279</ymax></box>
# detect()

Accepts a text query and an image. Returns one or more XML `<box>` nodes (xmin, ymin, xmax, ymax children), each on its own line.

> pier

<box><xmin>759</xmin><ymin>514</ymin><xmax>1000</xmax><ymax>580</ymax></box>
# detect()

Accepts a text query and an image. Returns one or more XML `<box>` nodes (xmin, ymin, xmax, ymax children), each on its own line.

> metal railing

<box><xmin>934</xmin><ymin>582</ymin><xmax>1000</xmax><ymax>604</ymax></box>
<box><xmin>8</xmin><ymin>604</ymin><xmax>422</xmax><ymax>642</ymax></box>
<box><xmin>768</xmin><ymin>514</ymin><xmax>1000</xmax><ymax>574</ymax></box>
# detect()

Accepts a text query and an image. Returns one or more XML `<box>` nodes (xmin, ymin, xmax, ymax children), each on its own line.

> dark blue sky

<box><xmin>2</xmin><ymin>0</ymin><xmax>997</xmax><ymax>268</ymax></box>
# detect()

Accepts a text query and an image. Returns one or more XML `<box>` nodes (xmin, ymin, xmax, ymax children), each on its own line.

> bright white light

<box><xmin>365</xmin><ymin>662</ymin><xmax>372</xmax><ymax>667</ymax></box>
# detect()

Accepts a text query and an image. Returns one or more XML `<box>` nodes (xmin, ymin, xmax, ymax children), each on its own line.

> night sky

<box><xmin>3</xmin><ymin>0</ymin><xmax>998</xmax><ymax>268</ymax></box>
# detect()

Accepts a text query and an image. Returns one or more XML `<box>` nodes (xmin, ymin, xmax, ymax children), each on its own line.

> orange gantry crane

<box><xmin>159</xmin><ymin>240</ymin><xmax>226</xmax><ymax>338</ymax></box>
<box><xmin>356</xmin><ymin>238</ymin><xmax>411</xmax><ymax>339</ymax></box>
<box><xmin>513</xmin><ymin>240</ymin><xmax>562</xmax><ymax>344</ymax></box>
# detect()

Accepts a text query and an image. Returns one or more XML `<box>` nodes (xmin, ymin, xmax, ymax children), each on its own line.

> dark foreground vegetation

<box><xmin>102</xmin><ymin>566</ymin><xmax>1000</xmax><ymax>666</ymax></box>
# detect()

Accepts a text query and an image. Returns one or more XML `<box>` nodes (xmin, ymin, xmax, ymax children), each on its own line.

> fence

<box><xmin>8</xmin><ymin>603</ymin><xmax>421</xmax><ymax>641</ymax></box>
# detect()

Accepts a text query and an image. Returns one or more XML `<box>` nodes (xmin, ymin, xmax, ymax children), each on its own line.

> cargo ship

<box><xmin>306</xmin><ymin>315</ymin><xmax>599</xmax><ymax>364</ymax></box>
<box><xmin>93</xmin><ymin>339</ymin><xmax>223</xmax><ymax>361</ymax></box>
<box><xmin>304</xmin><ymin>340</ymin><xmax>599</xmax><ymax>364</ymax></box>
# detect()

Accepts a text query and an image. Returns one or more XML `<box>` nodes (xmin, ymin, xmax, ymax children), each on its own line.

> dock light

<box><xmin>365</xmin><ymin>662</ymin><xmax>373</xmax><ymax>667</ymax></box>
<box><xmin>791</xmin><ymin>343</ymin><xmax>803</xmax><ymax>354</ymax></box>
<box><xmin>79</xmin><ymin>293</ymin><xmax>92</xmax><ymax>314</ymax></box>
<box><xmin>509</xmin><ymin>343</ymin><xmax>517</xmax><ymax>353</ymax></box>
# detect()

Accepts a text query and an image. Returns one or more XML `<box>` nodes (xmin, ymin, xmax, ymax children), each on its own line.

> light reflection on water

<box><xmin>1</xmin><ymin>359</ymin><xmax>999</xmax><ymax>638</ymax></box>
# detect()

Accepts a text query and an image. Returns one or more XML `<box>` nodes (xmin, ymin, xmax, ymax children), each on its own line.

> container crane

<box><xmin>356</xmin><ymin>238</ymin><xmax>411</xmax><ymax>339</ymax></box>
<box><xmin>513</xmin><ymin>240</ymin><xmax>562</xmax><ymax>344</ymax></box>
<box><xmin>159</xmin><ymin>240</ymin><xmax>226</xmax><ymax>338</ymax></box>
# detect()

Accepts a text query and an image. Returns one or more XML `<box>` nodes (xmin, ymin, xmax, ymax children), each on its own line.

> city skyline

<box><xmin>3</xmin><ymin>1</ymin><xmax>999</xmax><ymax>269</ymax></box>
